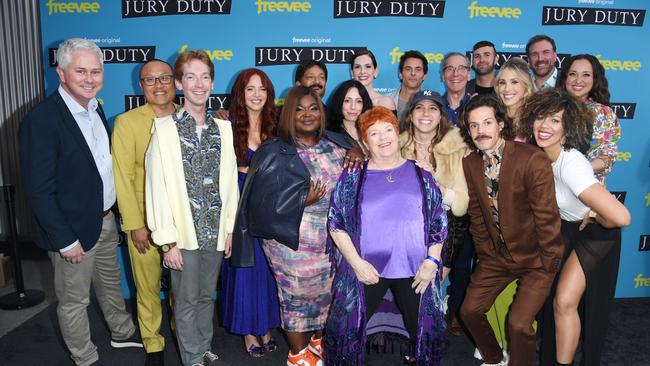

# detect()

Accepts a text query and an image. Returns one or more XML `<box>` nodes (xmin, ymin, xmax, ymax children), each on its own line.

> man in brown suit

<box><xmin>458</xmin><ymin>95</ymin><xmax>563</xmax><ymax>366</ymax></box>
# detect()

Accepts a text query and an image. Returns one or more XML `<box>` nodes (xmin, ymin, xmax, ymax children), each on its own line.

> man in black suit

<box><xmin>19</xmin><ymin>38</ymin><xmax>141</xmax><ymax>366</ymax></box>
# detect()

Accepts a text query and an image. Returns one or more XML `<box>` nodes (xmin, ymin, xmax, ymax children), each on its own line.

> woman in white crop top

<box><xmin>521</xmin><ymin>88</ymin><xmax>630</xmax><ymax>366</ymax></box>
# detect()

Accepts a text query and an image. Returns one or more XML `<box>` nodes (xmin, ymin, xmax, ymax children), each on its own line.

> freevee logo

<box><xmin>465</xmin><ymin>51</ymin><xmax>571</xmax><ymax>69</ymax></box>
<box><xmin>334</xmin><ymin>0</ymin><xmax>445</xmax><ymax>18</ymax></box>
<box><xmin>617</xmin><ymin>151</ymin><xmax>631</xmax><ymax>162</ymax></box>
<box><xmin>179</xmin><ymin>45</ymin><xmax>233</xmax><ymax>61</ymax></box>
<box><xmin>542</xmin><ymin>6</ymin><xmax>645</xmax><ymax>26</ymax></box>
<box><xmin>257</xmin><ymin>0</ymin><xmax>311</xmax><ymax>14</ymax></box>
<box><xmin>390</xmin><ymin>47</ymin><xmax>443</xmax><ymax>65</ymax></box>
<box><xmin>610</xmin><ymin>103</ymin><xmax>636</xmax><ymax>119</ymax></box>
<box><xmin>256</xmin><ymin>47</ymin><xmax>366</xmax><ymax>66</ymax></box>
<box><xmin>596</xmin><ymin>55</ymin><xmax>641</xmax><ymax>72</ymax></box>
<box><xmin>124</xmin><ymin>94</ymin><xmax>230</xmax><ymax>112</ymax></box>
<box><xmin>122</xmin><ymin>0</ymin><xmax>232</xmax><ymax>18</ymax></box>
<box><xmin>49</xmin><ymin>46</ymin><xmax>155</xmax><ymax>66</ymax></box>
<box><xmin>635</xmin><ymin>274</ymin><xmax>650</xmax><ymax>287</ymax></box>
<box><xmin>467</xmin><ymin>1</ymin><xmax>521</xmax><ymax>19</ymax></box>
<box><xmin>46</xmin><ymin>0</ymin><xmax>100</xmax><ymax>15</ymax></box>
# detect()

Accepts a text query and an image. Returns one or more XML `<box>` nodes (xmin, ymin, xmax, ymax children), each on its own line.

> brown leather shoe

<box><xmin>447</xmin><ymin>313</ymin><xmax>463</xmax><ymax>336</ymax></box>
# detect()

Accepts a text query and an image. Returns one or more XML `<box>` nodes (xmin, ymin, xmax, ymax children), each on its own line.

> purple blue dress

<box><xmin>220</xmin><ymin>148</ymin><xmax>280</xmax><ymax>335</ymax></box>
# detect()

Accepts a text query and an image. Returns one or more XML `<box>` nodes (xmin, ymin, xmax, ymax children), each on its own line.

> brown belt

<box><xmin>103</xmin><ymin>209</ymin><xmax>111</xmax><ymax>217</ymax></box>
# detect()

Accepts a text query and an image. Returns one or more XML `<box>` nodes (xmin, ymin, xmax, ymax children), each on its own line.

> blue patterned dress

<box><xmin>262</xmin><ymin>138</ymin><xmax>346</xmax><ymax>332</ymax></box>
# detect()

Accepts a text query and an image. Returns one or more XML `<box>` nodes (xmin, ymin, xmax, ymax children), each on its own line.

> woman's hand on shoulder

<box><xmin>343</xmin><ymin>147</ymin><xmax>365</xmax><ymax>172</ymax></box>
<box><xmin>414</xmin><ymin>160</ymin><xmax>434</xmax><ymax>174</ymax></box>
<box><xmin>351</xmin><ymin>258</ymin><xmax>380</xmax><ymax>285</ymax></box>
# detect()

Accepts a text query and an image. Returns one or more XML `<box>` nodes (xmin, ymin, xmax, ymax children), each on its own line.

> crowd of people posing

<box><xmin>18</xmin><ymin>34</ymin><xmax>630</xmax><ymax>366</ymax></box>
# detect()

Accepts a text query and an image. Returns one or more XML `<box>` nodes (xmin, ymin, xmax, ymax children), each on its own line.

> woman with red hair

<box><xmin>325</xmin><ymin>106</ymin><xmax>448</xmax><ymax>365</ymax></box>
<box><xmin>220</xmin><ymin>68</ymin><xmax>280</xmax><ymax>357</ymax></box>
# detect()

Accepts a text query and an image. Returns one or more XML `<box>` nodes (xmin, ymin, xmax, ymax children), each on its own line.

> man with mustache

<box><xmin>295</xmin><ymin>59</ymin><xmax>328</xmax><ymax>108</ymax></box>
<box><xmin>441</xmin><ymin>52</ymin><xmax>472</xmax><ymax>125</ymax></box>
<box><xmin>458</xmin><ymin>95</ymin><xmax>563</xmax><ymax>366</ymax></box>
<box><xmin>526</xmin><ymin>35</ymin><xmax>558</xmax><ymax>90</ymax></box>
<box><xmin>468</xmin><ymin>40</ymin><xmax>498</xmax><ymax>95</ymax></box>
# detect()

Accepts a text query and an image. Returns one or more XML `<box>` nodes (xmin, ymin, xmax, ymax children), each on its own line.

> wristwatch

<box><xmin>161</xmin><ymin>243</ymin><xmax>176</xmax><ymax>253</ymax></box>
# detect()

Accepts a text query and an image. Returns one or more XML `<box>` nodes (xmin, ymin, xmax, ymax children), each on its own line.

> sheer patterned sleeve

<box><xmin>423</xmin><ymin>170</ymin><xmax>448</xmax><ymax>246</ymax></box>
<box><xmin>586</xmin><ymin>101</ymin><xmax>620</xmax><ymax>179</ymax></box>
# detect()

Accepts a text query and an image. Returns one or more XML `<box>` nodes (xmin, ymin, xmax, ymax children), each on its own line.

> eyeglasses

<box><xmin>443</xmin><ymin>65</ymin><xmax>470</xmax><ymax>74</ymax></box>
<box><xmin>140</xmin><ymin>74</ymin><xmax>173</xmax><ymax>86</ymax></box>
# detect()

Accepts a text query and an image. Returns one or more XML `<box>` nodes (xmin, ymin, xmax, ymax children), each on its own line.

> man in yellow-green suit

<box><xmin>112</xmin><ymin>59</ymin><xmax>177</xmax><ymax>366</ymax></box>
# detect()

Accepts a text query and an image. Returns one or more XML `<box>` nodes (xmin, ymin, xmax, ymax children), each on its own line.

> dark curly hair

<box><xmin>556</xmin><ymin>54</ymin><xmax>611</xmax><ymax>106</ymax></box>
<box><xmin>459</xmin><ymin>94</ymin><xmax>514</xmax><ymax>151</ymax></box>
<box><xmin>326</xmin><ymin>79</ymin><xmax>373</xmax><ymax>133</ymax></box>
<box><xmin>228</xmin><ymin>68</ymin><xmax>277</xmax><ymax>166</ymax></box>
<box><xmin>520</xmin><ymin>88</ymin><xmax>593</xmax><ymax>154</ymax></box>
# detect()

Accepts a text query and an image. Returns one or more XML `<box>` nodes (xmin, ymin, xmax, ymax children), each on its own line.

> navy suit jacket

<box><xmin>19</xmin><ymin>90</ymin><xmax>111</xmax><ymax>252</ymax></box>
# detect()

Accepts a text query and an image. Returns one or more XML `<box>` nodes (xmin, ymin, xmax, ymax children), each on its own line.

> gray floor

<box><xmin>1</xmin><ymin>247</ymin><xmax>649</xmax><ymax>365</ymax></box>
<box><xmin>0</xmin><ymin>254</ymin><xmax>56</xmax><ymax>337</ymax></box>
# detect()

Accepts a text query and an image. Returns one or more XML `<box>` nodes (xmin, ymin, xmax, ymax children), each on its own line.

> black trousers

<box><xmin>364</xmin><ymin>277</ymin><xmax>421</xmax><ymax>340</ymax></box>
<box><xmin>538</xmin><ymin>220</ymin><xmax>621</xmax><ymax>366</ymax></box>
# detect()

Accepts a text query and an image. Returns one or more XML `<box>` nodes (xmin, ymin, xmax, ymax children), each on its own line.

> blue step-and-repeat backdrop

<box><xmin>39</xmin><ymin>0</ymin><xmax>649</xmax><ymax>298</ymax></box>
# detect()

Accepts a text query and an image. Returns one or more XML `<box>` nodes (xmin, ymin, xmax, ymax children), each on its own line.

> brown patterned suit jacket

<box><xmin>462</xmin><ymin>141</ymin><xmax>563</xmax><ymax>273</ymax></box>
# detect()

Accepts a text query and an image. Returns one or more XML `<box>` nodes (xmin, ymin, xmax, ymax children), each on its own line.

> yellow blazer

<box><xmin>112</xmin><ymin>103</ymin><xmax>166</xmax><ymax>231</ymax></box>
<box><xmin>144</xmin><ymin>111</ymin><xmax>239</xmax><ymax>251</ymax></box>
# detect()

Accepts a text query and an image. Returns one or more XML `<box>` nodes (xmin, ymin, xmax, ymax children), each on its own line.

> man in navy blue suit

<box><xmin>19</xmin><ymin>38</ymin><xmax>141</xmax><ymax>366</ymax></box>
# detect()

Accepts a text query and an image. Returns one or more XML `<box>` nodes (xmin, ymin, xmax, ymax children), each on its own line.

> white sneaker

<box><xmin>480</xmin><ymin>350</ymin><xmax>509</xmax><ymax>366</ymax></box>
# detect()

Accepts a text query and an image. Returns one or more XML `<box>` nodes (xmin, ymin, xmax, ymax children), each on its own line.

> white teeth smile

<box><xmin>537</xmin><ymin>131</ymin><xmax>552</xmax><ymax>140</ymax></box>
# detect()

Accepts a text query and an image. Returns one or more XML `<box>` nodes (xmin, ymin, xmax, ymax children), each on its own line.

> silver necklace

<box><xmin>385</xmin><ymin>162</ymin><xmax>403</xmax><ymax>183</ymax></box>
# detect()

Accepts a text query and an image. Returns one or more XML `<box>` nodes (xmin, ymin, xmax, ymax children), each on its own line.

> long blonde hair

<box><xmin>494</xmin><ymin>58</ymin><xmax>533</xmax><ymax>133</ymax></box>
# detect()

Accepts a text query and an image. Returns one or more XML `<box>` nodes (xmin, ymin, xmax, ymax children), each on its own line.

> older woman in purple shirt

<box><xmin>324</xmin><ymin>106</ymin><xmax>448</xmax><ymax>365</ymax></box>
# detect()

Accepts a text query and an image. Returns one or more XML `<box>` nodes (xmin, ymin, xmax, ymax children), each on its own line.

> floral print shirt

<box><xmin>175</xmin><ymin>111</ymin><xmax>222</xmax><ymax>251</ymax></box>
<box><xmin>585</xmin><ymin>99</ymin><xmax>620</xmax><ymax>183</ymax></box>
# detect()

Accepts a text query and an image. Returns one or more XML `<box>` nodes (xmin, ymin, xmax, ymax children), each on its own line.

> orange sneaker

<box><xmin>287</xmin><ymin>347</ymin><xmax>322</xmax><ymax>366</ymax></box>
<box><xmin>308</xmin><ymin>334</ymin><xmax>322</xmax><ymax>358</ymax></box>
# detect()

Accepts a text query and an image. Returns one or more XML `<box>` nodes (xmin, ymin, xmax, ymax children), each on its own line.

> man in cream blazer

<box><xmin>145</xmin><ymin>50</ymin><xmax>238</xmax><ymax>366</ymax></box>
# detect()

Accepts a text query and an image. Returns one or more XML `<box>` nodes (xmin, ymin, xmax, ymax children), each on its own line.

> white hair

<box><xmin>56</xmin><ymin>38</ymin><xmax>103</xmax><ymax>70</ymax></box>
